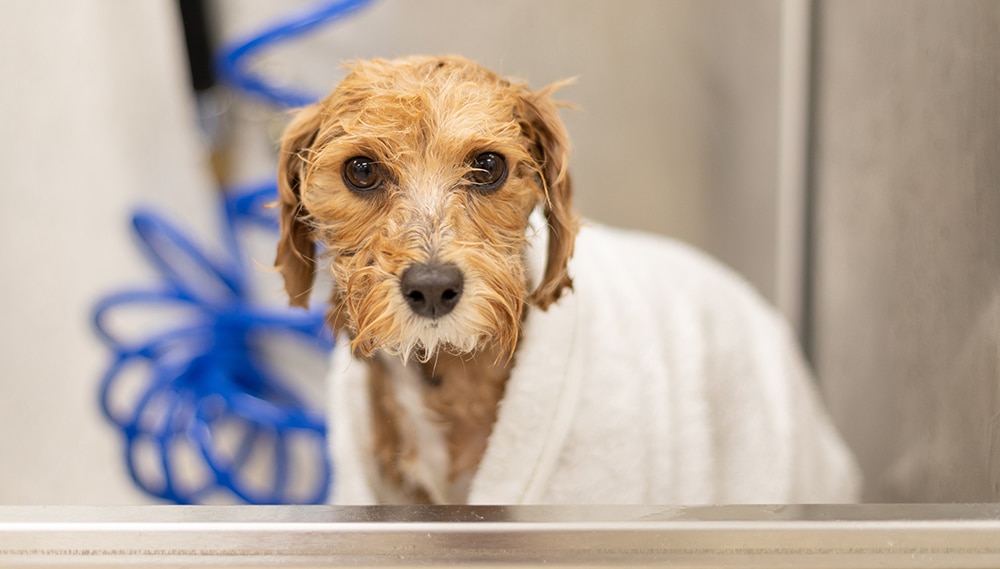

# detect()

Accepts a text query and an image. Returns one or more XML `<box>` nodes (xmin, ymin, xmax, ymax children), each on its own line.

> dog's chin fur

<box><xmin>354</xmin><ymin>311</ymin><xmax>502</xmax><ymax>366</ymax></box>
<box><xmin>331</xmin><ymin>236</ymin><xmax>527</xmax><ymax>362</ymax></box>
<box><xmin>336</xmin><ymin>275</ymin><xmax>522</xmax><ymax>364</ymax></box>
<box><xmin>333</xmin><ymin>255</ymin><xmax>526</xmax><ymax>364</ymax></box>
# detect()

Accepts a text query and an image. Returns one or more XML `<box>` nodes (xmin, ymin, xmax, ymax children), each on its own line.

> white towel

<box><xmin>328</xmin><ymin>221</ymin><xmax>861</xmax><ymax>504</ymax></box>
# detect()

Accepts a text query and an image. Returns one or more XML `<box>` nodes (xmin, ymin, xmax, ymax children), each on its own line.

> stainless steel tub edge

<box><xmin>1</xmin><ymin>504</ymin><xmax>999</xmax><ymax>568</ymax></box>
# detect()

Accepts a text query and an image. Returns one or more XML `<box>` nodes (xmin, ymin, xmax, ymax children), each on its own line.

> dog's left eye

<box><xmin>466</xmin><ymin>152</ymin><xmax>507</xmax><ymax>191</ymax></box>
<box><xmin>342</xmin><ymin>156</ymin><xmax>382</xmax><ymax>193</ymax></box>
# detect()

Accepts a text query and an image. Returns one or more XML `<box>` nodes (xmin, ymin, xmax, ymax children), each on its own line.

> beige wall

<box><xmin>0</xmin><ymin>1</ymin><xmax>217</xmax><ymax>503</ymax></box>
<box><xmin>811</xmin><ymin>0</ymin><xmax>1000</xmax><ymax>502</ymax></box>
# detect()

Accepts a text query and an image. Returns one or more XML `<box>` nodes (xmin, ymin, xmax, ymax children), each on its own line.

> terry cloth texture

<box><xmin>328</xmin><ymin>221</ymin><xmax>861</xmax><ymax>504</ymax></box>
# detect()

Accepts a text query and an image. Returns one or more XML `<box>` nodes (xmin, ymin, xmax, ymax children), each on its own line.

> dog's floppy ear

<box><xmin>520</xmin><ymin>82</ymin><xmax>580</xmax><ymax>309</ymax></box>
<box><xmin>275</xmin><ymin>103</ymin><xmax>323</xmax><ymax>308</ymax></box>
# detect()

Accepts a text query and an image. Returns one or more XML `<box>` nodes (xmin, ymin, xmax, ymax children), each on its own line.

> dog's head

<box><xmin>275</xmin><ymin>55</ymin><xmax>578</xmax><ymax>361</ymax></box>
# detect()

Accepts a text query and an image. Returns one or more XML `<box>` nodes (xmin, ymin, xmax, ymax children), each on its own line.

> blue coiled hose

<box><xmin>216</xmin><ymin>0</ymin><xmax>372</xmax><ymax>108</ymax></box>
<box><xmin>94</xmin><ymin>0</ymin><xmax>373</xmax><ymax>504</ymax></box>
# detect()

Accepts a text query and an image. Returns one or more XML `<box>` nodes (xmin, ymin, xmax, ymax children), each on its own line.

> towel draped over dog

<box><xmin>328</xmin><ymin>221</ymin><xmax>861</xmax><ymax>504</ymax></box>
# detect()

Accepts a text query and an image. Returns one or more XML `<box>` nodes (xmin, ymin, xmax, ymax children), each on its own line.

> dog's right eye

<box><xmin>342</xmin><ymin>156</ymin><xmax>382</xmax><ymax>192</ymax></box>
<box><xmin>465</xmin><ymin>152</ymin><xmax>507</xmax><ymax>192</ymax></box>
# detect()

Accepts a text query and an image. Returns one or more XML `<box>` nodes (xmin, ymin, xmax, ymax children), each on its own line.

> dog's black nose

<box><xmin>400</xmin><ymin>263</ymin><xmax>464</xmax><ymax>319</ymax></box>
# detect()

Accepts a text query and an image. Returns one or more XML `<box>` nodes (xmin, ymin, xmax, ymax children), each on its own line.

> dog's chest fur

<box><xmin>366</xmin><ymin>349</ymin><xmax>510</xmax><ymax>504</ymax></box>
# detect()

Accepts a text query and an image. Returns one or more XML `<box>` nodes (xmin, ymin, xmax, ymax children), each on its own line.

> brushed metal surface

<box><xmin>2</xmin><ymin>505</ymin><xmax>1000</xmax><ymax>568</ymax></box>
<box><xmin>811</xmin><ymin>0</ymin><xmax>1000</xmax><ymax>502</ymax></box>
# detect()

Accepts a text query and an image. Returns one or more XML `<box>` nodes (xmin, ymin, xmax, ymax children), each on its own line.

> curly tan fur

<box><xmin>274</xmin><ymin>55</ymin><xmax>579</xmax><ymax>502</ymax></box>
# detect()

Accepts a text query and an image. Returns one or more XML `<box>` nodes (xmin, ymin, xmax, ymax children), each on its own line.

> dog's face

<box><xmin>275</xmin><ymin>56</ymin><xmax>577</xmax><ymax>361</ymax></box>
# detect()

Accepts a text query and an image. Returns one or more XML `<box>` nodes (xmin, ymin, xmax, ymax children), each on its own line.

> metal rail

<box><xmin>2</xmin><ymin>504</ymin><xmax>1000</xmax><ymax>568</ymax></box>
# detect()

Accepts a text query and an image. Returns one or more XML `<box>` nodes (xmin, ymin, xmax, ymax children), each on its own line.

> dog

<box><xmin>275</xmin><ymin>55</ymin><xmax>860</xmax><ymax>505</ymax></box>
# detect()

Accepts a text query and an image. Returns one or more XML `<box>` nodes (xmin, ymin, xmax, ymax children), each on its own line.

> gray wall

<box><xmin>810</xmin><ymin>0</ymin><xmax>1000</xmax><ymax>502</ymax></box>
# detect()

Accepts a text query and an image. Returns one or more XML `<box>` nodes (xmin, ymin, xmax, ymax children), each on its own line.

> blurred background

<box><xmin>0</xmin><ymin>0</ymin><xmax>997</xmax><ymax>504</ymax></box>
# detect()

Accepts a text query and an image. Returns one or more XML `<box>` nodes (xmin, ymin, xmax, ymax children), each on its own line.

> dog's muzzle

<box><xmin>399</xmin><ymin>263</ymin><xmax>464</xmax><ymax>319</ymax></box>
